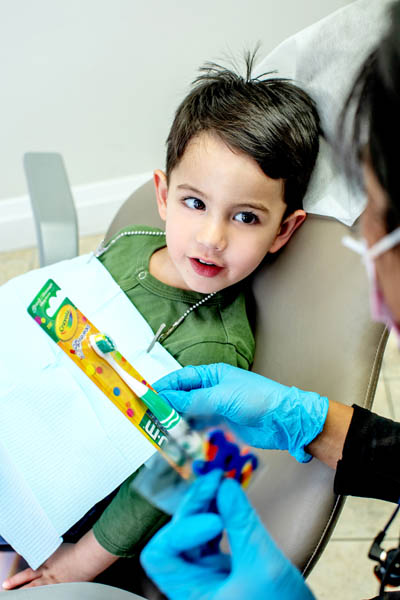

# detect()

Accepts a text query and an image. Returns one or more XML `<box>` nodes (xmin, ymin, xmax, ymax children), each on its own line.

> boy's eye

<box><xmin>184</xmin><ymin>197</ymin><xmax>205</xmax><ymax>210</ymax></box>
<box><xmin>234</xmin><ymin>211</ymin><xmax>258</xmax><ymax>224</ymax></box>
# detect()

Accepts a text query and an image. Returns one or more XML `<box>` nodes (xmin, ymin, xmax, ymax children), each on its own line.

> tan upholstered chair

<box><xmin>106</xmin><ymin>179</ymin><xmax>388</xmax><ymax>574</ymax></box>
<box><xmin>6</xmin><ymin>177</ymin><xmax>387</xmax><ymax>600</ymax></box>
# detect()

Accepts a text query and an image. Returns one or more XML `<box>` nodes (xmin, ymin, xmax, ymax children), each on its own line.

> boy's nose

<box><xmin>196</xmin><ymin>221</ymin><xmax>227</xmax><ymax>252</ymax></box>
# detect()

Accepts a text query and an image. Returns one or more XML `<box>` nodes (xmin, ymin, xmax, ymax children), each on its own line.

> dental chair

<box><xmin>3</xmin><ymin>165</ymin><xmax>387</xmax><ymax>599</ymax></box>
<box><xmin>106</xmin><ymin>179</ymin><xmax>388</xmax><ymax>576</ymax></box>
<box><xmin>6</xmin><ymin>0</ymin><xmax>391</xmax><ymax>594</ymax></box>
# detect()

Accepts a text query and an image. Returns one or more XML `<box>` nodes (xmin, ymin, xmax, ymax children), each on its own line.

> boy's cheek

<box><xmin>231</xmin><ymin>247</ymin><xmax>271</xmax><ymax>280</ymax></box>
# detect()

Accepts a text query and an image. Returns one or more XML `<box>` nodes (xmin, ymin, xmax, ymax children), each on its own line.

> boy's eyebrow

<box><xmin>177</xmin><ymin>184</ymin><xmax>270</xmax><ymax>213</ymax></box>
<box><xmin>177</xmin><ymin>184</ymin><xmax>209</xmax><ymax>199</ymax></box>
<box><xmin>239</xmin><ymin>202</ymin><xmax>270</xmax><ymax>213</ymax></box>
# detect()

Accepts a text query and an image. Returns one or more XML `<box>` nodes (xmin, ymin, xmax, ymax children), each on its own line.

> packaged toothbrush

<box><xmin>27</xmin><ymin>279</ymin><xmax>170</xmax><ymax>452</ymax></box>
<box><xmin>28</xmin><ymin>279</ymin><xmax>259</xmax><ymax>489</ymax></box>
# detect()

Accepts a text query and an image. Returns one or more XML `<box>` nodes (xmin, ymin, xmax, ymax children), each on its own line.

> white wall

<box><xmin>0</xmin><ymin>0</ymin><xmax>353</xmax><ymax>249</ymax></box>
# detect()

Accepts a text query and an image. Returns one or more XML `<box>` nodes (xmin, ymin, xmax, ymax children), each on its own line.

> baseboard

<box><xmin>0</xmin><ymin>172</ymin><xmax>152</xmax><ymax>253</ymax></box>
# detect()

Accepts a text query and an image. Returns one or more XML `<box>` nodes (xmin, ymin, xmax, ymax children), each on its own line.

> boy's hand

<box><xmin>141</xmin><ymin>470</ymin><xmax>315</xmax><ymax>600</ymax></box>
<box><xmin>154</xmin><ymin>363</ymin><xmax>329</xmax><ymax>462</ymax></box>
<box><xmin>2</xmin><ymin>530</ymin><xmax>117</xmax><ymax>590</ymax></box>
<box><xmin>2</xmin><ymin>544</ymin><xmax>85</xmax><ymax>589</ymax></box>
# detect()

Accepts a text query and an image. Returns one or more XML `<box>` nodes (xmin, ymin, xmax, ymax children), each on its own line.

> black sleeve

<box><xmin>334</xmin><ymin>405</ymin><xmax>400</xmax><ymax>503</ymax></box>
<box><xmin>371</xmin><ymin>593</ymin><xmax>400</xmax><ymax>599</ymax></box>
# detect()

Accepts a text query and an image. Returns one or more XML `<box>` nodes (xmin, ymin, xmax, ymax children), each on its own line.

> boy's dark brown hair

<box><xmin>166</xmin><ymin>50</ymin><xmax>320</xmax><ymax>217</ymax></box>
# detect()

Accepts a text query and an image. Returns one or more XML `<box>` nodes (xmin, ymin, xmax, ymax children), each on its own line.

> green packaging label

<box><xmin>27</xmin><ymin>279</ymin><xmax>79</xmax><ymax>343</ymax></box>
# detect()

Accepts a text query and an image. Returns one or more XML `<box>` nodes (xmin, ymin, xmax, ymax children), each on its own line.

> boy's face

<box><xmin>152</xmin><ymin>132</ymin><xmax>305</xmax><ymax>294</ymax></box>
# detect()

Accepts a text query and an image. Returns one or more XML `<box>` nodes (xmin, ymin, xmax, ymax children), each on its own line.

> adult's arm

<box><xmin>308</xmin><ymin>402</ymin><xmax>400</xmax><ymax>502</ymax></box>
<box><xmin>306</xmin><ymin>401</ymin><xmax>354</xmax><ymax>469</ymax></box>
<box><xmin>333</xmin><ymin>405</ymin><xmax>400</xmax><ymax>503</ymax></box>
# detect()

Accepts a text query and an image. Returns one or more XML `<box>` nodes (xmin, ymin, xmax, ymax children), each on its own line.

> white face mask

<box><xmin>342</xmin><ymin>227</ymin><xmax>400</xmax><ymax>337</ymax></box>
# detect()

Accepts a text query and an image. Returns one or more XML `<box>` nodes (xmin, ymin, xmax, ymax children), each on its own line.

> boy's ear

<box><xmin>269</xmin><ymin>210</ymin><xmax>307</xmax><ymax>253</ymax></box>
<box><xmin>153</xmin><ymin>169</ymin><xmax>168</xmax><ymax>221</ymax></box>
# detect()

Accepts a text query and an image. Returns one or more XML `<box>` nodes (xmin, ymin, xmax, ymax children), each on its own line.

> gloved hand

<box><xmin>154</xmin><ymin>363</ymin><xmax>328</xmax><ymax>462</ymax></box>
<box><xmin>141</xmin><ymin>470</ymin><xmax>315</xmax><ymax>600</ymax></box>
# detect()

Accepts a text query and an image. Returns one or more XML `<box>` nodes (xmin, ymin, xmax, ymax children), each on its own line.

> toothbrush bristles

<box><xmin>93</xmin><ymin>333</ymin><xmax>116</xmax><ymax>354</ymax></box>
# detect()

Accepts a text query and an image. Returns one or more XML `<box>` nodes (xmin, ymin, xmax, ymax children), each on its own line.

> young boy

<box><xmin>3</xmin><ymin>52</ymin><xmax>319</xmax><ymax>591</ymax></box>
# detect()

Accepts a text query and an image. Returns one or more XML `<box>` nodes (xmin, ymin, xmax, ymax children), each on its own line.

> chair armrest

<box><xmin>23</xmin><ymin>153</ymin><xmax>79</xmax><ymax>266</ymax></box>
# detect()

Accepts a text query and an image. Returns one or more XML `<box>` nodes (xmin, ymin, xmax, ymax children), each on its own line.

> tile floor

<box><xmin>0</xmin><ymin>234</ymin><xmax>399</xmax><ymax>599</ymax></box>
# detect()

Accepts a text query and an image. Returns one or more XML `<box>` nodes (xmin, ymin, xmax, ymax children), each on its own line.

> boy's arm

<box><xmin>4</xmin><ymin>471</ymin><xmax>168</xmax><ymax>590</ymax></box>
<box><xmin>2</xmin><ymin>529</ymin><xmax>117</xmax><ymax>590</ymax></box>
<box><xmin>92</xmin><ymin>471</ymin><xmax>169</xmax><ymax>557</ymax></box>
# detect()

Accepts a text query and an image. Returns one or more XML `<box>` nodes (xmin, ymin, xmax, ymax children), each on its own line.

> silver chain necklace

<box><xmin>94</xmin><ymin>230</ymin><xmax>216</xmax><ymax>352</ymax></box>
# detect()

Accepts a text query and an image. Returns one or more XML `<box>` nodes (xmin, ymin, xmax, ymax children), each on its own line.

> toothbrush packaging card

<box><xmin>28</xmin><ymin>278</ymin><xmax>168</xmax><ymax>451</ymax></box>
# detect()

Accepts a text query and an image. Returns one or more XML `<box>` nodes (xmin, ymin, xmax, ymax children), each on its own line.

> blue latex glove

<box><xmin>141</xmin><ymin>470</ymin><xmax>315</xmax><ymax>600</ymax></box>
<box><xmin>154</xmin><ymin>363</ymin><xmax>328</xmax><ymax>462</ymax></box>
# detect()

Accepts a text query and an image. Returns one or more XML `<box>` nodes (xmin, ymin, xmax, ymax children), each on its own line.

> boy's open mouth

<box><xmin>189</xmin><ymin>257</ymin><xmax>223</xmax><ymax>278</ymax></box>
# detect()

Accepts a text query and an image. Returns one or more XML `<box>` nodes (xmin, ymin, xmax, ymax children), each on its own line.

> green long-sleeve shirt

<box><xmin>93</xmin><ymin>225</ymin><xmax>255</xmax><ymax>557</ymax></box>
<box><xmin>98</xmin><ymin>225</ymin><xmax>254</xmax><ymax>369</ymax></box>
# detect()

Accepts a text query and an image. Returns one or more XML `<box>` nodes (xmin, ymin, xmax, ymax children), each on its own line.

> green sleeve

<box><xmin>174</xmin><ymin>341</ymin><xmax>251</xmax><ymax>370</ymax></box>
<box><xmin>92</xmin><ymin>470</ymin><xmax>169</xmax><ymax>557</ymax></box>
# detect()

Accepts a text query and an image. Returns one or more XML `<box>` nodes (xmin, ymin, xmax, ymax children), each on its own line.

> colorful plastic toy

<box><xmin>193</xmin><ymin>429</ymin><xmax>258</xmax><ymax>488</ymax></box>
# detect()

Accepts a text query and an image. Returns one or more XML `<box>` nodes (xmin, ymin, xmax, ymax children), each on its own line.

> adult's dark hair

<box><xmin>340</xmin><ymin>1</ymin><xmax>400</xmax><ymax>232</ymax></box>
<box><xmin>166</xmin><ymin>50</ymin><xmax>320</xmax><ymax>217</ymax></box>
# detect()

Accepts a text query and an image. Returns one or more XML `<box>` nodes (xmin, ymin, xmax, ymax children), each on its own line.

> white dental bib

<box><xmin>0</xmin><ymin>252</ymin><xmax>180</xmax><ymax>569</ymax></box>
